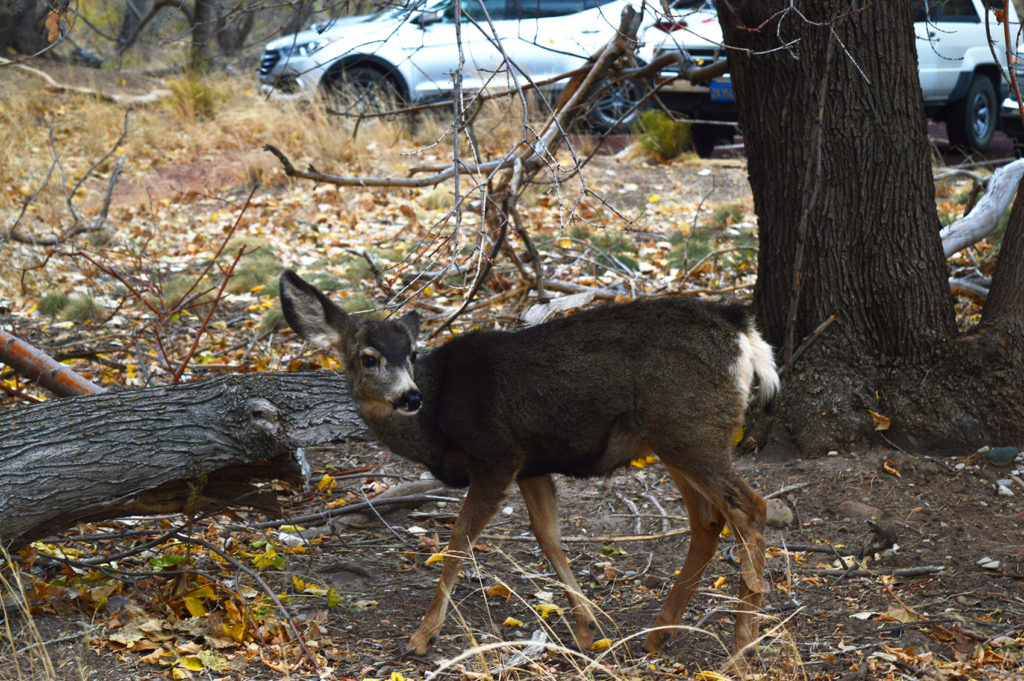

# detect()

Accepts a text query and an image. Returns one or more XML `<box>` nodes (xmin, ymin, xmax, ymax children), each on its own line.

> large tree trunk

<box><xmin>189</xmin><ymin>0</ymin><xmax>216</xmax><ymax>70</ymax></box>
<box><xmin>0</xmin><ymin>0</ymin><xmax>46</xmax><ymax>54</ymax></box>
<box><xmin>0</xmin><ymin>371</ymin><xmax>368</xmax><ymax>551</ymax></box>
<box><xmin>719</xmin><ymin>1</ymin><xmax>1024</xmax><ymax>455</ymax></box>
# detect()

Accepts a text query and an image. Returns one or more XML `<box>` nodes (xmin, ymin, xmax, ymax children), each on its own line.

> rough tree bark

<box><xmin>189</xmin><ymin>0</ymin><xmax>216</xmax><ymax>70</ymax></box>
<box><xmin>0</xmin><ymin>371</ymin><xmax>368</xmax><ymax>551</ymax></box>
<box><xmin>718</xmin><ymin>1</ymin><xmax>1024</xmax><ymax>455</ymax></box>
<box><xmin>0</xmin><ymin>0</ymin><xmax>46</xmax><ymax>54</ymax></box>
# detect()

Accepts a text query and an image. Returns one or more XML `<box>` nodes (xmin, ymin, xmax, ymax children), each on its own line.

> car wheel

<box><xmin>323</xmin><ymin>65</ymin><xmax>400</xmax><ymax>116</ymax></box>
<box><xmin>690</xmin><ymin>124</ymin><xmax>733</xmax><ymax>158</ymax></box>
<box><xmin>587</xmin><ymin>77</ymin><xmax>645</xmax><ymax>133</ymax></box>
<box><xmin>946</xmin><ymin>74</ymin><xmax>997</xmax><ymax>152</ymax></box>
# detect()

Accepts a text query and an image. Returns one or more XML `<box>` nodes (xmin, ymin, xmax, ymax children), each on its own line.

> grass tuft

<box><xmin>637</xmin><ymin>110</ymin><xmax>692</xmax><ymax>162</ymax></box>
<box><xmin>60</xmin><ymin>293</ymin><xmax>100</xmax><ymax>323</ymax></box>
<box><xmin>37</xmin><ymin>291</ymin><xmax>69</xmax><ymax>318</ymax></box>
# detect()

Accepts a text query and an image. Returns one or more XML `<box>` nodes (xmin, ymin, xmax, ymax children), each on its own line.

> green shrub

<box><xmin>637</xmin><ymin>110</ymin><xmax>692</xmax><ymax>161</ymax></box>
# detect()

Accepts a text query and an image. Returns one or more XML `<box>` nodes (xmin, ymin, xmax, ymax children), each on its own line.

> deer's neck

<box><xmin>356</xmin><ymin>353</ymin><xmax>457</xmax><ymax>481</ymax></box>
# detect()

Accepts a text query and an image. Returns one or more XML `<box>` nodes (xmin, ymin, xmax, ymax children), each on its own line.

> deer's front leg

<box><xmin>518</xmin><ymin>474</ymin><xmax>597</xmax><ymax>650</ymax></box>
<box><xmin>407</xmin><ymin>475</ymin><xmax>509</xmax><ymax>654</ymax></box>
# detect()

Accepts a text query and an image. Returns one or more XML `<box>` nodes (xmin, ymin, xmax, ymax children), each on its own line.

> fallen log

<box><xmin>0</xmin><ymin>371</ymin><xmax>369</xmax><ymax>551</ymax></box>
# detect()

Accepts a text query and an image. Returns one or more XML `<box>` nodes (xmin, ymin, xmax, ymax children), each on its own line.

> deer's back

<box><xmin>429</xmin><ymin>298</ymin><xmax>753</xmax><ymax>479</ymax></box>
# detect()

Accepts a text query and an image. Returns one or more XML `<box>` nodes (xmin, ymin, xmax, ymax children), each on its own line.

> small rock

<box><xmin>977</xmin><ymin>556</ymin><xmax>993</xmax><ymax>565</ymax></box>
<box><xmin>764</xmin><ymin>498</ymin><xmax>794</xmax><ymax>528</ymax></box>
<box><xmin>838</xmin><ymin>500</ymin><xmax>881</xmax><ymax>520</ymax></box>
<box><xmin>954</xmin><ymin>462</ymin><xmax>966</xmax><ymax>471</ymax></box>
<box><xmin>980</xmin><ymin>560</ymin><xmax>1000</xmax><ymax>570</ymax></box>
<box><xmin>997</xmin><ymin>485</ymin><xmax>1014</xmax><ymax>497</ymax></box>
<box><xmin>984</xmin><ymin>447</ymin><xmax>1019</xmax><ymax>465</ymax></box>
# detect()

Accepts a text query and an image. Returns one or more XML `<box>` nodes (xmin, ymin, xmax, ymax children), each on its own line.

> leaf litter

<box><xmin>0</xmin><ymin>71</ymin><xmax>1018</xmax><ymax>680</ymax></box>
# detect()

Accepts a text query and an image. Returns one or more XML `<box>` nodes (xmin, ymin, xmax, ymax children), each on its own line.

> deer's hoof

<box><xmin>642</xmin><ymin>629</ymin><xmax>672</xmax><ymax>655</ymax></box>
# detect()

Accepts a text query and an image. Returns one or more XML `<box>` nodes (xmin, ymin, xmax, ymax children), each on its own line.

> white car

<box><xmin>648</xmin><ymin>0</ymin><xmax>1021</xmax><ymax>155</ymax></box>
<box><xmin>258</xmin><ymin>0</ymin><xmax>660</xmax><ymax>131</ymax></box>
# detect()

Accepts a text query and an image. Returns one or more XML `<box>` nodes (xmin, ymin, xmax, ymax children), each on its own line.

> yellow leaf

<box><xmin>292</xmin><ymin>575</ymin><xmax>305</xmax><ymax>591</ymax></box>
<box><xmin>648</xmin><ymin>194</ymin><xmax>661</xmax><ymax>203</ymax></box>
<box><xmin>502</xmin><ymin>617</ymin><xmax>524</xmax><ymax>627</ymax></box>
<box><xmin>487</xmin><ymin>584</ymin><xmax>511</xmax><ymax>599</ymax></box>
<box><xmin>389</xmin><ymin>674</ymin><xmax>406</xmax><ymax>681</ymax></box>
<box><xmin>868</xmin><ymin>409</ymin><xmax>891</xmax><ymax>431</ymax></box>
<box><xmin>535</xmin><ymin>603</ymin><xmax>562</xmax><ymax>618</ymax></box>
<box><xmin>317</xmin><ymin>473</ymin><xmax>335</xmax><ymax>491</ymax></box>
<box><xmin>733</xmin><ymin>426</ymin><xmax>744</xmax><ymax>446</ymax></box>
<box><xmin>222</xmin><ymin>619</ymin><xmax>246</xmax><ymax>643</ymax></box>
<box><xmin>327</xmin><ymin>589</ymin><xmax>341</xmax><ymax>607</ymax></box>
<box><xmin>172</xmin><ymin>668</ymin><xmax>191</xmax><ymax>680</ymax></box>
<box><xmin>712</xmin><ymin>576</ymin><xmax>726</xmax><ymax>589</ymax></box>
<box><xmin>719</xmin><ymin>525</ymin><xmax>732</xmax><ymax>539</ymax></box>
<box><xmin>188</xmin><ymin>585</ymin><xmax>215</xmax><ymax>600</ymax></box>
<box><xmin>425</xmin><ymin>552</ymin><xmax>446</xmax><ymax>565</ymax></box>
<box><xmin>695</xmin><ymin>671</ymin><xmax>732</xmax><ymax>681</ymax></box>
<box><xmin>630</xmin><ymin>455</ymin><xmax>658</xmax><ymax>468</ymax></box>
<box><xmin>179</xmin><ymin>655</ymin><xmax>205</xmax><ymax>671</ymax></box>
<box><xmin>557</xmin><ymin>237</ymin><xmax>573</xmax><ymax>248</ymax></box>
<box><xmin>184</xmin><ymin>597</ymin><xmax>207</xmax><ymax>618</ymax></box>
<box><xmin>590</xmin><ymin>638</ymin><xmax>613</xmax><ymax>650</ymax></box>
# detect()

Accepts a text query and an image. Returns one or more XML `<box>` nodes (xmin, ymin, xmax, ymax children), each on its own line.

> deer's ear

<box><xmin>396</xmin><ymin>310</ymin><xmax>420</xmax><ymax>339</ymax></box>
<box><xmin>279</xmin><ymin>269</ymin><xmax>355</xmax><ymax>350</ymax></box>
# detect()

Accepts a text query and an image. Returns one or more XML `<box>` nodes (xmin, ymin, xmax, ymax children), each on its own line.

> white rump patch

<box><xmin>731</xmin><ymin>327</ymin><xmax>780</xmax><ymax>406</ymax></box>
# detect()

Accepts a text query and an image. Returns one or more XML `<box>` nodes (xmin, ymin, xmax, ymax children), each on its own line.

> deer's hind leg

<box><xmin>518</xmin><ymin>474</ymin><xmax>598</xmax><ymax>650</ymax></box>
<box><xmin>649</xmin><ymin>461</ymin><xmax>766</xmax><ymax>675</ymax></box>
<box><xmin>644</xmin><ymin>464</ymin><xmax>726</xmax><ymax>654</ymax></box>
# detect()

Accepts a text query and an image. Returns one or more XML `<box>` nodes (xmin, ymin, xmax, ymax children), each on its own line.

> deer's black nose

<box><xmin>396</xmin><ymin>390</ymin><xmax>422</xmax><ymax>413</ymax></box>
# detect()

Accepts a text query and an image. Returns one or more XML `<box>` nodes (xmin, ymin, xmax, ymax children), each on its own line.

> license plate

<box><xmin>710</xmin><ymin>79</ymin><xmax>734</xmax><ymax>102</ymax></box>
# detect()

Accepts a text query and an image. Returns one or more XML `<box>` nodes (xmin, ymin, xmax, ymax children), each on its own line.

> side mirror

<box><xmin>411</xmin><ymin>9</ymin><xmax>443</xmax><ymax>26</ymax></box>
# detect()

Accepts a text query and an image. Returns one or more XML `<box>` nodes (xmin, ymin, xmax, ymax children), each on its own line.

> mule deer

<box><xmin>279</xmin><ymin>269</ymin><xmax>778</xmax><ymax>671</ymax></box>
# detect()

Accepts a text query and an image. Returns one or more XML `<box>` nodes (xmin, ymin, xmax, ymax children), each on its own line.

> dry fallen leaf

<box><xmin>869</xmin><ymin>409</ymin><xmax>891</xmax><ymax>431</ymax></box>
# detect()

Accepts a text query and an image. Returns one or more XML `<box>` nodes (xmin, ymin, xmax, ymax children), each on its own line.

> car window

<box><xmin>912</xmin><ymin>0</ymin><xmax>982</xmax><ymax>22</ymax></box>
<box><xmin>508</xmin><ymin>0</ymin><xmax>617</xmax><ymax>18</ymax></box>
<box><xmin>444</xmin><ymin>0</ymin><xmax>508</xmax><ymax>21</ymax></box>
<box><xmin>935</xmin><ymin>0</ymin><xmax>980</xmax><ymax>22</ymax></box>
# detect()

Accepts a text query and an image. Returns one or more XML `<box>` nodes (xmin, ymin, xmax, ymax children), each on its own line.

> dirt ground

<box><xmin>10</xmin><ymin>440</ymin><xmax>1024</xmax><ymax>680</ymax></box>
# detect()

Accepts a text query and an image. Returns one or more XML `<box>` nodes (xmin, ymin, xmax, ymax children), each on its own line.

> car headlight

<box><xmin>281</xmin><ymin>38</ymin><xmax>332</xmax><ymax>58</ymax></box>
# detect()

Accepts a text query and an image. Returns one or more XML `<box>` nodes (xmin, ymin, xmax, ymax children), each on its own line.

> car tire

<box><xmin>946</xmin><ymin>74</ymin><xmax>997</xmax><ymax>152</ymax></box>
<box><xmin>587</xmin><ymin>77</ymin><xmax>646</xmax><ymax>133</ymax></box>
<box><xmin>691</xmin><ymin>124</ymin><xmax>732</xmax><ymax>158</ymax></box>
<box><xmin>322</xmin><ymin>65</ymin><xmax>400</xmax><ymax>116</ymax></box>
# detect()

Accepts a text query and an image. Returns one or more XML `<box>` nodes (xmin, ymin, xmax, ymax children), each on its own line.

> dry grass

<box><xmin>417</xmin><ymin>545</ymin><xmax>805</xmax><ymax>680</ymax></box>
<box><xmin>0</xmin><ymin>70</ymin><xmax>506</xmax><ymax>229</ymax></box>
<box><xmin>0</xmin><ymin>548</ymin><xmax>57</xmax><ymax>681</ymax></box>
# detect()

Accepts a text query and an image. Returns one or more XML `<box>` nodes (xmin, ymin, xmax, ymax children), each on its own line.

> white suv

<box><xmin>258</xmin><ymin>0</ymin><xmax>658</xmax><ymax>131</ymax></box>
<box><xmin>650</xmin><ymin>0</ymin><xmax>1020</xmax><ymax>155</ymax></box>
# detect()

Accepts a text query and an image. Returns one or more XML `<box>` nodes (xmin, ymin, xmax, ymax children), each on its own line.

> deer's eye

<box><xmin>360</xmin><ymin>354</ymin><xmax>378</xmax><ymax>368</ymax></box>
<box><xmin>410</xmin><ymin>350</ymin><xmax>418</xmax><ymax>364</ymax></box>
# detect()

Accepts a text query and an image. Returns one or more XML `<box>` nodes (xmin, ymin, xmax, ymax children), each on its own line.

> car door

<box><xmin>395</xmin><ymin>0</ymin><xmax>506</xmax><ymax>97</ymax></box>
<box><xmin>915</xmin><ymin>0</ymin><xmax>985</xmax><ymax>102</ymax></box>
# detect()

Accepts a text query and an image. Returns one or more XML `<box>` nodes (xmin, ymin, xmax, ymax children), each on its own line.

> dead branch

<box><xmin>0</xmin><ymin>56</ymin><xmax>170</xmax><ymax>105</ymax></box>
<box><xmin>0</xmin><ymin>329</ymin><xmax>105</xmax><ymax>397</ymax></box>
<box><xmin>941</xmin><ymin>158</ymin><xmax>1024</xmax><ymax>256</ymax></box>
